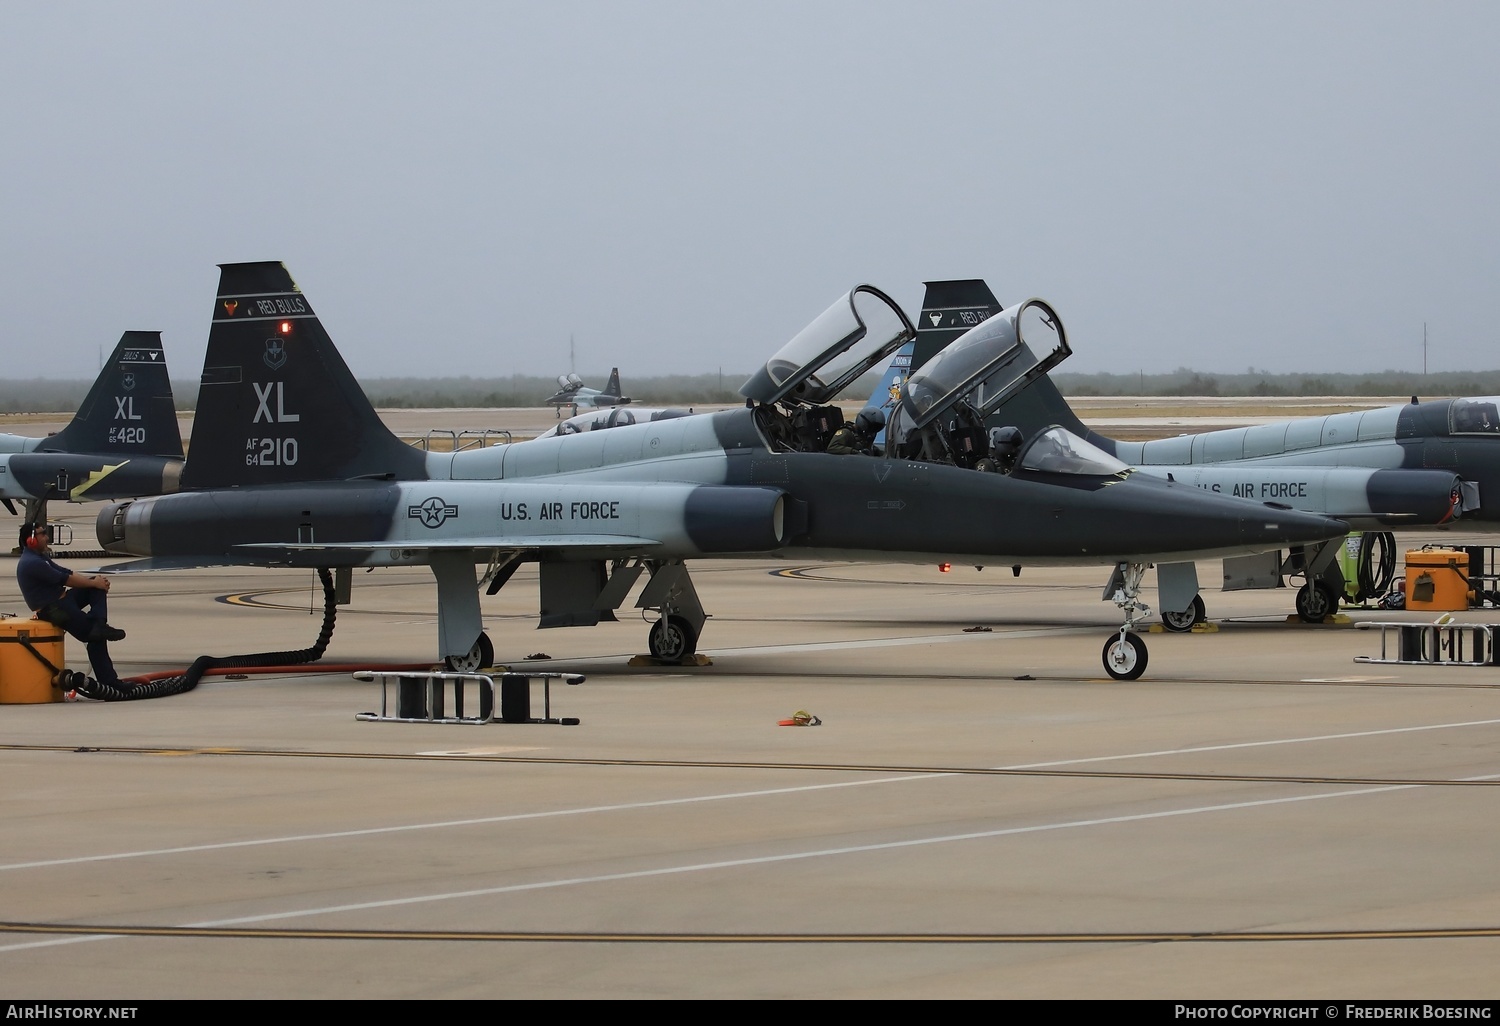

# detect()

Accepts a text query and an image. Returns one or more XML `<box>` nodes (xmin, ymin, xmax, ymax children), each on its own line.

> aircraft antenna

<box><xmin>1423</xmin><ymin>322</ymin><xmax>1428</xmax><ymax>376</ymax></box>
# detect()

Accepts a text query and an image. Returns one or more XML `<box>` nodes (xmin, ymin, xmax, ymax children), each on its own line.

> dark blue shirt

<box><xmin>16</xmin><ymin>549</ymin><xmax>71</xmax><ymax>611</ymax></box>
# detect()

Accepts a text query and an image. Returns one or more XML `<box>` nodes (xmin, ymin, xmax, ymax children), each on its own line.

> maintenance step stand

<box><xmin>356</xmin><ymin>669</ymin><xmax>584</xmax><ymax>725</ymax></box>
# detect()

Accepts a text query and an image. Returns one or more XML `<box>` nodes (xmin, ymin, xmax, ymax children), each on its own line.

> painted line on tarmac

<box><xmin>4</xmin><ymin>717</ymin><xmax>1500</xmax><ymax>876</ymax></box>
<box><xmin>645</xmin><ymin>625</ymin><xmax>1095</xmax><ymax>659</ymax></box>
<box><xmin>5</xmin><ymin>772</ymin><xmax>1498</xmax><ymax>954</ymax></box>
<box><xmin>7</xmin><ymin>920</ymin><xmax>1500</xmax><ymax>944</ymax></box>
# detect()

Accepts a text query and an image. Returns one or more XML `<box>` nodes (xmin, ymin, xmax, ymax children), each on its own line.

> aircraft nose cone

<box><xmin>1246</xmin><ymin>507</ymin><xmax>1347</xmax><ymax>547</ymax></box>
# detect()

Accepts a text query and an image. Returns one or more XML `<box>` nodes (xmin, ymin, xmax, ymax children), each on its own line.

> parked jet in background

<box><xmin>544</xmin><ymin>368</ymin><xmax>631</xmax><ymax>415</ymax></box>
<box><xmin>1</xmin><ymin>331</ymin><xmax>183</xmax><ymax>541</ymax></box>
<box><xmin>913</xmin><ymin>279</ymin><xmax>1490</xmax><ymax>626</ymax></box>
<box><xmin>96</xmin><ymin>263</ymin><xmax>1343</xmax><ymax>679</ymax></box>
<box><xmin>533</xmin><ymin>405</ymin><xmax>695</xmax><ymax>440</ymax></box>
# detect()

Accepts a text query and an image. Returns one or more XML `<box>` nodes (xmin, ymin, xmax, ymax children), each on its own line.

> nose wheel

<box><xmin>1102</xmin><ymin>631</ymin><xmax>1148</xmax><ymax>680</ymax></box>
<box><xmin>1101</xmin><ymin>562</ymin><xmax>1153</xmax><ymax>679</ymax></box>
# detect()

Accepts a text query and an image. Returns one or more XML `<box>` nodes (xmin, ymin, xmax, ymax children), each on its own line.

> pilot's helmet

<box><xmin>989</xmin><ymin>426</ymin><xmax>1023</xmax><ymax>455</ymax></box>
<box><xmin>854</xmin><ymin>407</ymin><xmax>886</xmax><ymax>434</ymax></box>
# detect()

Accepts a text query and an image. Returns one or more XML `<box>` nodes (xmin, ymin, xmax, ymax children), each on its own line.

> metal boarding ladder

<box><xmin>1354</xmin><ymin>620</ymin><xmax>1499</xmax><ymax>667</ymax></box>
<box><xmin>354</xmin><ymin>670</ymin><xmax>584</xmax><ymax>724</ymax></box>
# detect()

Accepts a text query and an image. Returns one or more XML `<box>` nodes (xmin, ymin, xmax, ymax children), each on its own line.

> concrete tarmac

<box><xmin>2</xmin><ymin>525</ymin><xmax>1499</xmax><ymax>999</ymax></box>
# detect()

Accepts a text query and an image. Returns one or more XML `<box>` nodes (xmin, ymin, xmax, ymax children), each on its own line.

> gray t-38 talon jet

<box><xmin>1</xmin><ymin>331</ymin><xmax>183</xmax><ymax>543</ymax></box>
<box><xmin>94</xmin><ymin>263</ymin><xmax>1343</xmax><ymax>680</ymax></box>
<box><xmin>911</xmin><ymin>279</ymin><xmax>1497</xmax><ymax>629</ymax></box>
<box><xmin>544</xmin><ymin>368</ymin><xmax>631</xmax><ymax>416</ymax></box>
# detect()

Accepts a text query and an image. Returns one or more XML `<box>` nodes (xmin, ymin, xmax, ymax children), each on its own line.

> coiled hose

<box><xmin>76</xmin><ymin>567</ymin><xmax>338</xmax><ymax>702</ymax></box>
<box><xmin>1352</xmin><ymin>531</ymin><xmax>1397</xmax><ymax>604</ymax></box>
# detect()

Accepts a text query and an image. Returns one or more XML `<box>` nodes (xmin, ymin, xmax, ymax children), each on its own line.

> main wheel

<box><xmin>1102</xmin><ymin>631</ymin><xmax>1148</xmax><ymax>680</ymax></box>
<box><xmin>648</xmin><ymin>615</ymin><xmax>698</xmax><ymax>661</ymax></box>
<box><xmin>1160</xmin><ymin>594</ymin><xmax>1206</xmax><ymax>633</ymax></box>
<box><xmin>1295</xmin><ymin>582</ymin><xmax>1338</xmax><ymax>623</ymax></box>
<box><xmin>444</xmin><ymin>632</ymin><xmax>494</xmax><ymax>673</ymax></box>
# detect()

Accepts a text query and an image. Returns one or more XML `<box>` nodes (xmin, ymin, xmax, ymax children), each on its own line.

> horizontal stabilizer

<box><xmin>97</xmin><ymin>556</ymin><xmax>237</xmax><ymax>573</ymax></box>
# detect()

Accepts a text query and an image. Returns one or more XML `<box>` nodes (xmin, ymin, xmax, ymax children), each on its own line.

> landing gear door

<box><xmin>899</xmin><ymin>299</ymin><xmax>1072</xmax><ymax>431</ymax></box>
<box><xmin>740</xmin><ymin>285</ymin><xmax>915</xmax><ymax>407</ymax></box>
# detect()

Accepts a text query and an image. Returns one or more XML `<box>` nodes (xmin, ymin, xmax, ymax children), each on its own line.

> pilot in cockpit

<box><xmin>827</xmin><ymin>407</ymin><xmax>885</xmax><ymax>456</ymax></box>
<box><xmin>975</xmin><ymin>426</ymin><xmax>1023</xmax><ymax>474</ymax></box>
<box><xmin>944</xmin><ymin>403</ymin><xmax>989</xmax><ymax>468</ymax></box>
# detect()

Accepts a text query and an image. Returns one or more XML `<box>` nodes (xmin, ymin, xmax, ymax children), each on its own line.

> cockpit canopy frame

<box><xmin>740</xmin><ymin>285</ymin><xmax>916</xmax><ymax>407</ymax></box>
<box><xmin>897</xmin><ymin>298</ymin><xmax>1071</xmax><ymax>431</ymax></box>
<box><xmin>1450</xmin><ymin>397</ymin><xmax>1500</xmax><ymax>435</ymax></box>
<box><xmin>1016</xmin><ymin>425</ymin><xmax>1131</xmax><ymax>478</ymax></box>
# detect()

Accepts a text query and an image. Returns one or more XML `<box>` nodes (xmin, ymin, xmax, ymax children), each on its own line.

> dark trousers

<box><xmin>37</xmin><ymin>587</ymin><xmax>119</xmax><ymax>687</ymax></box>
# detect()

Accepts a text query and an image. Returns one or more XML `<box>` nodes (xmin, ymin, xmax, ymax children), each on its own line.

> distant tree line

<box><xmin>1055</xmin><ymin>368</ymin><xmax>1500</xmax><ymax>398</ymax></box>
<box><xmin>2</xmin><ymin>367</ymin><xmax>1500</xmax><ymax>414</ymax></box>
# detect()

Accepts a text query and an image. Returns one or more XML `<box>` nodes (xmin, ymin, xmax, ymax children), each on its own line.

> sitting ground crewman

<box><xmin>826</xmin><ymin>407</ymin><xmax>885</xmax><ymax>455</ymax></box>
<box><xmin>16</xmin><ymin>523</ymin><xmax>128</xmax><ymax>691</ymax></box>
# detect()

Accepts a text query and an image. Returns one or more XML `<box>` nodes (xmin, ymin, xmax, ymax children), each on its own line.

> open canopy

<box><xmin>898</xmin><ymin>298</ymin><xmax>1071</xmax><ymax>430</ymax></box>
<box><xmin>740</xmin><ymin>285</ymin><xmax>915</xmax><ymax>406</ymax></box>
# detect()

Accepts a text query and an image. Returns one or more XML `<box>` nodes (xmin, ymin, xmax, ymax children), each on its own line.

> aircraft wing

<box><xmin>97</xmin><ymin>535</ymin><xmax>665</xmax><ymax>573</ymax></box>
<box><xmin>234</xmin><ymin>535</ymin><xmax>662</xmax><ymax>552</ymax></box>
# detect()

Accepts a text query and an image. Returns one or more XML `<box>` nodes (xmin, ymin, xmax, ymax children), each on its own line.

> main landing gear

<box><xmin>1290</xmin><ymin>539</ymin><xmax>1346</xmax><ymax>623</ymax></box>
<box><xmin>444</xmin><ymin>632</ymin><xmax>495</xmax><ymax>673</ymax></box>
<box><xmin>1295</xmin><ymin>581</ymin><xmax>1340</xmax><ymax>624</ymax></box>
<box><xmin>637</xmin><ymin>560</ymin><xmax>706</xmax><ymax>662</ymax></box>
<box><xmin>1102</xmin><ymin>562</ymin><xmax>1152</xmax><ymax>680</ymax></box>
<box><xmin>648</xmin><ymin>615</ymin><xmax>699</xmax><ymax>661</ymax></box>
<box><xmin>1159</xmin><ymin>594</ymin><xmax>1207</xmax><ymax>633</ymax></box>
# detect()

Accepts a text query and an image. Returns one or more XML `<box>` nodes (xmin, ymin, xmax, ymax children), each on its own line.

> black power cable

<box><xmin>77</xmin><ymin>568</ymin><xmax>337</xmax><ymax>702</ymax></box>
<box><xmin>1353</xmin><ymin>531</ymin><xmax>1397</xmax><ymax>603</ymax></box>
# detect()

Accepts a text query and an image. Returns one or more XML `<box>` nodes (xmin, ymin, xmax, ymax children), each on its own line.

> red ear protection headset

<box><xmin>25</xmin><ymin>524</ymin><xmax>46</xmax><ymax>550</ymax></box>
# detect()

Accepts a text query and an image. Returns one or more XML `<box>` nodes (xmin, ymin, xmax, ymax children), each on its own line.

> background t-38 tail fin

<box><xmin>906</xmin><ymin>278</ymin><xmax>1092</xmax><ymax>442</ymax></box>
<box><xmin>180</xmin><ymin>261</ymin><xmax>428</xmax><ymax>490</ymax></box>
<box><xmin>603</xmin><ymin>367</ymin><xmax>623</xmax><ymax>398</ymax></box>
<box><xmin>865</xmin><ymin>279</ymin><xmax>1007</xmax><ymax>442</ymax></box>
<box><xmin>45</xmin><ymin>331</ymin><xmax>183</xmax><ymax>459</ymax></box>
<box><xmin>911</xmin><ymin>279</ymin><xmax>1004</xmax><ymax>369</ymax></box>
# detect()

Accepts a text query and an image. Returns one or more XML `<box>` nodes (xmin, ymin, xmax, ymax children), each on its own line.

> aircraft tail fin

<box><xmin>180</xmin><ymin>262</ymin><xmax>428</xmax><ymax>490</ymax></box>
<box><xmin>911</xmin><ymin>279</ymin><xmax>1005</xmax><ymax>369</ymax></box>
<box><xmin>44</xmin><ymin>332</ymin><xmax>183</xmax><ymax>459</ymax></box>
<box><xmin>986</xmin><ymin>366</ymin><xmax>1094</xmax><ymax>441</ymax></box>
<box><xmin>864</xmin><ymin>280</ymin><xmax>1006</xmax><ymax>446</ymax></box>
<box><xmin>603</xmin><ymin>367</ymin><xmax>622</xmax><ymax>398</ymax></box>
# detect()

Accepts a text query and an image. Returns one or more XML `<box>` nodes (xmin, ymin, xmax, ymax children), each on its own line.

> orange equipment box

<box><xmin>1405</xmin><ymin>549</ymin><xmax>1473</xmax><ymax>612</ymax></box>
<box><xmin>0</xmin><ymin>616</ymin><xmax>66</xmax><ymax>704</ymax></box>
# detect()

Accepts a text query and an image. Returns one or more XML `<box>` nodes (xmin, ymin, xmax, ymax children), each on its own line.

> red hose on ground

<box><xmin>123</xmin><ymin>662</ymin><xmax>437</xmax><ymax>684</ymax></box>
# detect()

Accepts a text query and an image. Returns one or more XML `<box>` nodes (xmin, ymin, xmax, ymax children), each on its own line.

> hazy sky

<box><xmin>2</xmin><ymin>2</ymin><xmax>1496</xmax><ymax>384</ymax></box>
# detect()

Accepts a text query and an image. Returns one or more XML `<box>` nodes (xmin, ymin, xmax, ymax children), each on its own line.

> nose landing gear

<box><xmin>1103</xmin><ymin>631</ymin><xmax>1148</xmax><ymax>680</ymax></box>
<box><xmin>1102</xmin><ymin>562</ymin><xmax>1152</xmax><ymax>680</ymax></box>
